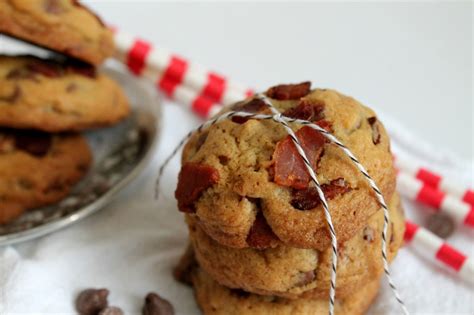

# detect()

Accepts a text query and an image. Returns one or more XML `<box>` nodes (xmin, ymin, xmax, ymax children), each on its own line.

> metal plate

<box><xmin>0</xmin><ymin>63</ymin><xmax>162</xmax><ymax>246</ymax></box>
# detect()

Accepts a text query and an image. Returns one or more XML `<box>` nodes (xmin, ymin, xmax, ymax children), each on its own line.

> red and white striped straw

<box><xmin>397</xmin><ymin>172</ymin><xmax>474</xmax><ymax>228</ymax></box>
<box><xmin>394</xmin><ymin>155</ymin><xmax>474</xmax><ymax>208</ymax></box>
<box><xmin>404</xmin><ymin>220</ymin><xmax>474</xmax><ymax>283</ymax></box>
<box><xmin>112</xmin><ymin>30</ymin><xmax>253</xmax><ymax>118</ymax></box>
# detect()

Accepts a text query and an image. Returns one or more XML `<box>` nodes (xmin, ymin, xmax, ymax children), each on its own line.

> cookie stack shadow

<box><xmin>0</xmin><ymin>1</ymin><xmax>130</xmax><ymax>224</ymax></box>
<box><xmin>173</xmin><ymin>83</ymin><xmax>405</xmax><ymax>315</ymax></box>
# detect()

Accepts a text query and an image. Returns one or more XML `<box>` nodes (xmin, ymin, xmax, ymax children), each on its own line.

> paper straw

<box><xmin>404</xmin><ymin>220</ymin><xmax>474</xmax><ymax>283</ymax></box>
<box><xmin>112</xmin><ymin>29</ymin><xmax>253</xmax><ymax>117</ymax></box>
<box><xmin>394</xmin><ymin>155</ymin><xmax>474</xmax><ymax>208</ymax></box>
<box><xmin>397</xmin><ymin>172</ymin><xmax>474</xmax><ymax>228</ymax></box>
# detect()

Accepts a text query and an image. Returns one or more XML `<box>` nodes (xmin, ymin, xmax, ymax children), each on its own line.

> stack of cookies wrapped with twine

<box><xmin>0</xmin><ymin>1</ymin><xmax>129</xmax><ymax>224</ymax></box>
<box><xmin>173</xmin><ymin>82</ymin><xmax>405</xmax><ymax>315</ymax></box>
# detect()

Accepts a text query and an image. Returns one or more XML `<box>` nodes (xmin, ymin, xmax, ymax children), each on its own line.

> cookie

<box><xmin>191</xmin><ymin>267</ymin><xmax>381</xmax><ymax>315</ymax></box>
<box><xmin>0</xmin><ymin>0</ymin><xmax>114</xmax><ymax>65</ymax></box>
<box><xmin>0</xmin><ymin>55</ymin><xmax>130</xmax><ymax>132</ymax></box>
<box><xmin>0</xmin><ymin>128</ymin><xmax>92</xmax><ymax>224</ymax></box>
<box><xmin>176</xmin><ymin>82</ymin><xmax>396</xmax><ymax>250</ymax></box>
<box><xmin>188</xmin><ymin>193</ymin><xmax>404</xmax><ymax>299</ymax></box>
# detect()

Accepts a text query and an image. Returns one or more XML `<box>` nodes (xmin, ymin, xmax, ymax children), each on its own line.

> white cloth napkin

<box><xmin>0</xmin><ymin>101</ymin><xmax>473</xmax><ymax>315</ymax></box>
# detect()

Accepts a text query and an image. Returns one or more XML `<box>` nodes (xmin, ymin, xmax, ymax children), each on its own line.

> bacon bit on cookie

<box><xmin>246</xmin><ymin>211</ymin><xmax>279</xmax><ymax>249</ymax></box>
<box><xmin>290</xmin><ymin>178</ymin><xmax>351</xmax><ymax>210</ymax></box>
<box><xmin>266</xmin><ymin>82</ymin><xmax>311</xmax><ymax>100</ymax></box>
<box><xmin>231</xmin><ymin>98</ymin><xmax>268</xmax><ymax>124</ymax></box>
<box><xmin>175</xmin><ymin>162</ymin><xmax>220</xmax><ymax>213</ymax></box>
<box><xmin>273</xmin><ymin>126</ymin><xmax>326</xmax><ymax>189</ymax></box>
<box><xmin>367</xmin><ymin>117</ymin><xmax>381</xmax><ymax>145</ymax></box>
<box><xmin>283</xmin><ymin>99</ymin><xmax>325</xmax><ymax>122</ymax></box>
<box><xmin>14</xmin><ymin>130</ymin><xmax>52</xmax><ymax>157</ymax></box>
<box><xmin>27</xmin><ymin>61</ymin><xmax>63</xmax><ymax>78</ymax></box>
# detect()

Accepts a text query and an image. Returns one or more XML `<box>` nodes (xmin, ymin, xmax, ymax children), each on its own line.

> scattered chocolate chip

<box><xmin>14</xmin><ymin>130</ymin><xmax>52</xmax><ymax>157</ymax></box>
<box><xmin>229</xmin><ymin>289</ymin><xmax>250</xmax><ymax>298</ymax></box>
<box><xmin>173</xmin><ymin>245</ymin><xmax>197</xmax><ymax>286</ymax></box>
<box><xmin>0</xmin><ymin>85</ymin><xmax>21</xmax><ymax>103</ymax></box>
<box><xmin>363</xmin><ymin>227</ymin><xmax>375</xmax><ymax>242</ymax></box>
<box><xmin>426</xmin><ymin>213</ymin><xmax>455</xmax><ymax>239</ymax></box>
<box><xmin>231</xmin><ymin>98</ymin><xmax>267</xmax><ymax>124</ymax></box>
<box><xmin>295</xmin><ymin>270</ymin><xmax>316</xmax><ymax>286</ymax></box>
<box><xmin>367</xmin><ymin>117</ymin><xmax>381</xmax><ymax>145</ymax></box>
<box><xmin>290</xmin><ymin>178</ymin><xmax>351</xmax><ymax>210</ymax></box>
<box><xmin>175</xmin><ymin>162</ymin><xmax>220</xmax><ymax>213</ymax></box>
<box><xmin>266</xmin><ymin>82</ymin><xmax>311</xmax><ymax>100</ymax></box>
<box><xmin>5</xmin><ymin>67</ymin><xmax>36</xmax><ymax>81</ymax></box>
<box><xmin>44</xmin><ymin>0</ymin><xmax>66</xmax><ymax>14</ymax></box>
<box><xmin>142</xmin><ymin>293</ymin><xmax>174</xmax><ymax>315</ymax></box>
<box><xmin>75</xmin><ymin>288</ymin><xmax>109</xmax><ymax>315</ymax></box>
<box><xmin>98</xmin><ymin>307</ymin><xmax>123</xmax><ymax>315</ymax></box>
<box><xmin>66</xmin><ymin>83</ymin><xmax>78</xmax><ymax>93</ymax></box>
<box><xmin>283</xmin><ymin>99</ymin><xmax>325</xmax><ymax>122</ymax></box>
<box><xmin>246</xmin><ymin>211</ymin><xmax>280</xmax><ymax>249</ymax></box>
<box><xmin>218</xmin><ymin>155</ymin><xmax>230</xmax><ymax>165</ymax></box>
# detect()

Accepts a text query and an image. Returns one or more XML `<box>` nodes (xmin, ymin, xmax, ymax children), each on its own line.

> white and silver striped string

<box><xmin>155</xmin><ymin>95</ymin><xmax>409</xmax><ymax>315</ymax></box>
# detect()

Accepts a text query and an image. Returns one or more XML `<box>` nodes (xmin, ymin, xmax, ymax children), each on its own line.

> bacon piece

<box><xmin>231</xmin><ymin>98</ymin><xmax>267</xmax><ymax>124</ymax></box>
<box><xmin>14</xmin><ymin>130</ymin><xmax>52</xmax><ymax>157</ymax></box>
<box><xmin>290</xmin><ymin>178</ymin><xmax>351</xmax><ymax>210</ymax></box>
<box><xmin>367</xmin><ymin>117</ymin><xmax>381</xmax><ymax>145</ymax></box>
<box><xmin>27</xmin><ymin>61</ymin><xmax>63</xmax><ymax>78</ymax></box>
<box><xmin>283</xmin><ymin>99</ymin><xmax>325</xmax><ymax>122</ymax></box>
<box><xmin>246</xmin><ymin>211</ymin><xmax>279</xmax><ymax>249</ymax></box>
<box><xmin>175</xmin><ymin>162</ymin><xmax>220</xmax><ymax>213</ymax></box>
<box><xmin>273</xmin><ymin>126</ymin><xmax>326</xmax><ymax>189</ymax></box>
<box><xmin>266</xmin><ymin>82</ymin><xmax>311</xmax><ymax>100</ymax></box>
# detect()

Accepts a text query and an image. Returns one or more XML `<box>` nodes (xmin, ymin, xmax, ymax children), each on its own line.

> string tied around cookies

<box><xmin>155</xmin><ymin>93</ymin><xmax>409</xmax><ymax>315</ymax></box>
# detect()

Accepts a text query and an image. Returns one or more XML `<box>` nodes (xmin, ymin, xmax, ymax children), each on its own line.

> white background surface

<box><xmin>87</xmin><ymin>0</ymin><xmax>473</xmax><ymax>160</ymax></box>
<box><xmin>0</xmin><ymin>1</ymin><xmax>473</xmax><ymax>315</ymax></box>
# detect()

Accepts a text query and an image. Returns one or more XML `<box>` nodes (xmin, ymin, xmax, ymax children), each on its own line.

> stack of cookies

<box><xmin>174</xmin><ymin>82</ymin><xmax>405</xmax><ymax>314</ymax></box>
<box><xmin>0</xmin><ymin>0</ymin><xmax>130</xmax><ymax>224</ymax></box>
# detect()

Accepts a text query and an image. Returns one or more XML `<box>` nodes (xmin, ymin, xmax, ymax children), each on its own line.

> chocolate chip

<box><xmin>218</xmin><ymin>155</ymin><xmax>230</xmax><ymax>165</ymax></box>
<box><xmin>0</xmin><ymin>85</ymin><xmax>21</xmax><ymax>103</ymax></box>
<box><xmin>229</xmin><ymin>289</ymin><xmax>250</xmax><ymax>298</ymax></box>
<box><xmin>98</xmin><ymin>307</ymin><xmax>123</xmax><ymax>315</ymax></box>
<box><xmin>266</xmin><ymin>82</ymin><xmax>311</xmax><ymax>100</ymax></box>
<box><xmin>426</xmin><ymin>213</ymin><xmax>455</xmax><ymax>239</ymax></box>
<box><xmin>295</xmin><ymin>270</ymin><xmax>316</xmax><ymax>286</ymax></box>
<box><xmin>363</xmin><ymin>227</ymin><xmax>375</xmax><ymax>242</ymax></box>
<box><xmin>283</xmin><ymin>99</ymin><xmax>325</xmax><ymax>122</ymax></box>
<box><xmin>75</xmin><ymin>288</ymin><xmax>109</xmax><ymax>315</ymax></box>
<box><xmin>290</xmin><ymin>178</ymin><xmax>351</xmax><ymax>210</ymax></box>
<box><xmin>142</xmin><ymin>293</ymin><xmax>174</xmax><ymax>315</ymax></box>
<box><xmin>231</xmin><ymin>98</ymin><xmax>267</xmax><ymax>124</ymax></box>
<box><xmin>44</xmin><ymin>0</ymin><xmax>66</xmax><ymax>14</ymax></box>
<box><xmin>14</xmin><ymin>130</ymin><xmax>52</xmax><ymax>157</ymax></box>
<box><xmin>66</xmin><ymin>83</ymin><xmax>78</xmax><ymax>93</ymax></box>
<box><xmin>367</xmin><ymin>117</ymin><xmax>381</xmax><ymax>145</ymax></box>
<box><xmin>5</xmin><ymin>67</ymin><xmax>36</xmax><ymax>81</ymax></box>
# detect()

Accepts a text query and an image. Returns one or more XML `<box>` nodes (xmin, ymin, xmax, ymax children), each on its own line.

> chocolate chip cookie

<box><xmin>0</xmin><ymin>55</ymin><xmax>129</xmax><ymax>132</ymax></box>
<box><xmin>188</xmin><ymin>193</ymin><xmax>404</xmax><ymax>299</ymax></box>
<box><xmin>0</xmin><ymin>128</ymin><xmax>92</xmax><ymax>224</ymax></box>
<box><xmin>0</xmin><ymin>0</ymin><xmax>114</xmax><ymax>65</ymax></box>
<box><xmin>176</xmin><ymin>82</ymin><xmax>396</xmax><ymax>250</ymax></box>
<box><xmin>191</xmin><ymin>267</ymin><xmax>381</xmax><ymax>315</ymax></box>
